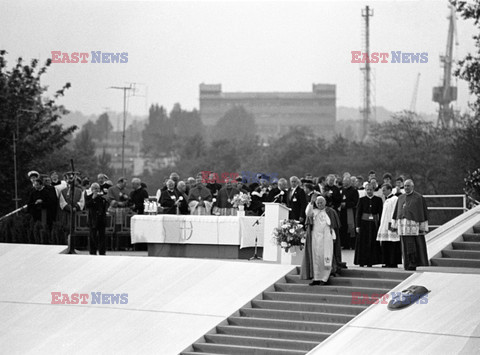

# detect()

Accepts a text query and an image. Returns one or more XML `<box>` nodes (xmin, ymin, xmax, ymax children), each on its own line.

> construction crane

<box><xmin>433</xmin><ymin>5</ymin><xmax>458</xmax><ymax>128</ymax></box>
<box><xmin>410</xmin><ymin>73</ymin><xmax>421</xmax><ymax>113</ymax></box>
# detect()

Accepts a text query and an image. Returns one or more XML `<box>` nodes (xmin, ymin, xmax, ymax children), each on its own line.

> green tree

<box><xmin>0</xmin><ymin>51</ymin><xmax>76</xmax><ymax>213</ymax></box>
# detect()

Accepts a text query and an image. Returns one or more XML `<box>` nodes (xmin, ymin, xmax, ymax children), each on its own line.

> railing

<box><xmin>424</xmin><ymin>194</ymin><xmax>467</xmax><ymax>229</ymax></box>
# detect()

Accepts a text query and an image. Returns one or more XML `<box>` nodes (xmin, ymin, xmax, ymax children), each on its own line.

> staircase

<box><xmin>182</xmin><ymin>267</ymin><xmax>412</xmax><ymax>354</ymax></box>
<box><xmin>430</xmin><ymin>223</ymin><xmax>480</xmax><ymax>268</ymax></box>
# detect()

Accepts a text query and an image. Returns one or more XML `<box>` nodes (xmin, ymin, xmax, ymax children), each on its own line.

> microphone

<box><xmin>274</xmin><ymin>190</ymin><xmax>285</xmax><ymax>199</ymax></box>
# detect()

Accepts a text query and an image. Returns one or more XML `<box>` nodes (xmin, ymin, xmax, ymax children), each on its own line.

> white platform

<box><xmin>0</xmin><ymin>243</ymin><xmax>294</xmax><ymax>354</ymax></box>
<box><xmin>310</xmin><ymin>271</ymin><xmax>480</xmax><ymax>354</ymax></box>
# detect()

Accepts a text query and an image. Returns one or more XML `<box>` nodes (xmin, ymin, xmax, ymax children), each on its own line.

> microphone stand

<box><xmin>249</xmin><ymin>231</ymin><xmax>263</xmax><ymax>261</ymax></box>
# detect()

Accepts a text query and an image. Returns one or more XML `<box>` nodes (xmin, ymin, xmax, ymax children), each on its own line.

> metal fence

<box><xmin>424</xmin><ymin>194</ymin><xmax>467</xmax><ymax>229</ymax></box>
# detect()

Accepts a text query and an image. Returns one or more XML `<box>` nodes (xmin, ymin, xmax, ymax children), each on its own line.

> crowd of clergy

<box><xmin>24</xmin><ymin>169</ymin><xmax>429</xmax><ymax>271</ymax></box>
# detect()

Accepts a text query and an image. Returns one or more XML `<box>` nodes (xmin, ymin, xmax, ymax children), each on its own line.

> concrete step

<box><xmin>239</xmin><ymin>307</ymin><xmax>355</xmax><ymax>324</ymax></box>
<box><xmin>263</xmin><ymin>291</ymin><xmax>356</xmax><ymax>306</ymax></box>
<box><xmin>442</xmin><ymin>249</ymin><xmax>480</xmax><ymax>260</ymax></box>
<box><xmin>216</xmin><ymin>325</ymin><xmax>330</xmax><ymax>342</ymax></box>
<box><xmin>285</xmin><ymin>274</ymin><xmax>399</xmax><ymax>289</ymax></box>
<box><xmin>192</xmin><ymin>342</ymin><xmax>305</xmax><ymax>355</ymax></box>
<box><xmin>452</xmin><ymin>242</ymin><xmax>480</xmax><ymax>251</ymax></box>
<box><xmin>416</xmin><ymin>266</ymin><xmax>480</xmax><ymax>274</ymax></box>
<box><xmin>462</xmin><ymin>233</ymin><xmax>480</xmax><ymax>242</ymax></box>
<box><xmin>227</xmin><ymin>316</ymin><xmax>343</xmax><ymax>333</ymax></box>
<box><xmin>251</xmin><ymin>299</ymin><xmax>365</xmax><ymax>316</ymax></box>
<box><xmin>473</xmin><ymin>225</ymin><xmax>480</xmax><ymax>234</ymax></box>
<box><xmin>274</xmin><ymin>282</ymin><xmax>391</xmax><ymax>296</ymax></box>
<box><xmin>204</xmin><ymin>334</ymin><xmax>319</xmax><ymax>352</ymax></box>
<box><xmin>430</xmin><ymin>258</ymin><xmax>480</xmax><ymax>268</ymax></box>
<box><xmin>295</xmin><ymin>266</ymin><xmax>412</xmax><ymax>280</ymax></box>
<box><xmin>336</xmin><ymin>268</ymin><xmax>412</xmax><ymax>280</ymax></box>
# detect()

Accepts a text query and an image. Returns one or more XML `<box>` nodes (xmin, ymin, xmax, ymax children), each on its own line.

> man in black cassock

<box><xmin>354</xmin><ymin>183</ymin><xmax>383</xmax><ymax>266</ymax></box>
<box><xmin>205</xmin><ymin>172</ymin><xmax>222</xmax><ymax>198</ymax></box>
<box><xmin>215</xmin><ymin>178</ymin><xmax>240</xmax><ymax>216</ymax></box>
<box><xmin>323</xmin><ymin>174</ymin><xmax>342</xmax><ymax>211</ymax></box>
<box><xmin>340</xmin><ymin>176</ymin><xmax>359</xmax><ymax>250</ymax></box>
<box><xmin>159</xmin><ymin>179</ymin><xmax>180</xmax><ymax>215</ymax></box>
<box><xmin>27</xmin><ymin>178</ymin><xmax>52</xmax><ymax>244</ymax></box>
<box><xmin>287</xmin><ymin>176</ymin><xmax>307</xmax><ymax>222</ymax></box>
<box><xmin>85</xmin><ymin>183</ymin><xmax>109</xmax><ymax>255</ymax></box>
<box><xmin>129</xmin><ymin>178</ymin><xmax>149</xmax><ymax>215</ymax></box>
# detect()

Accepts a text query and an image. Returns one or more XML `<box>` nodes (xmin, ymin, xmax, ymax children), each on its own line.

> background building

<box><xmin>199</xmin><ymin>83</ymin><xmax>336</xmax><ymax>141</ymax></box>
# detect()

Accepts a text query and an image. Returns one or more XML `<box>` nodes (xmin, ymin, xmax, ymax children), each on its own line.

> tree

<box><xmin>451</xmin><ymin>1</ymin><xmax>480</xmax><ymax>173</ymax></box>
<box><xmin>212</xmin><ymin>105</ymin><xmax>257</xmax><ymax>141</ymax></box>
<box><xmin>369</xmin><ymin>112</ymin><xmax>456</xmax><ymax>194</ymax></box>
<box><xmin>452</xmin><ymin>1</ymin><xmax>480</xmax><ymax>111</ymax></box>
<box><xmin>141</xmin><ymin>104</ymin><xmax>173</xmax><ymax>156</ymax></box>
<box><xmin>452</xmin><ymin>113</ymin><xmax>480</xmax><ymax>172</ymax></box>
<box><xmin>170</xmin><ymin>103</ymin><xmax>205</xmax><ymax>138</ymax></box>
<box><xmin>95</xmin><ymin>113</ymin><xmax>113</xmax><ymax>142</ymax></box>
<box><xmin>0</xmin><ymin>51</ymin><xmax>76</xmax><ymax>213</ymax></box>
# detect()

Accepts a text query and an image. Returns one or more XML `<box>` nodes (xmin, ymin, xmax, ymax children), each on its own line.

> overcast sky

<box><xmin>1</xmin><ymin>0</ymin><xmax>477</xmax><ymax>119</ymax></box>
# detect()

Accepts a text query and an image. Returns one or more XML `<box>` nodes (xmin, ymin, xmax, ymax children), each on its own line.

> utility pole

<box><xmin>360</xmin><ymin>5</ymin><xmax>374</xmax><ymax>141</ymax></box>
<box><xmin>109</xmin><ymin>85</ymin><xmax>133</xmax><ymax>177</ymax></box>
<box><xmin>410</xmin><ymin>73</ymin><xmax>421</xmax><ymax>114</ymax></box>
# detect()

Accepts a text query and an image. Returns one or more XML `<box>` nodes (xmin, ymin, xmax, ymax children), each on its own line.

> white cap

<box><xmin>28</xmin><ymin>170</ymin><xmax>39</xmax><ymax>178</ymax></box>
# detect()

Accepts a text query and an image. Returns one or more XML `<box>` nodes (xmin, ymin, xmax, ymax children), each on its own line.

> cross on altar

<box><xmin>180</xmin><ymin>220</ymin><xmax>193</xmax><ymax>241</ymax></box>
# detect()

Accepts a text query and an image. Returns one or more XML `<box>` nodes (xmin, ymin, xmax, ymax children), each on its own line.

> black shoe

<box><xmin>309</xmin><ymin>280</ymin><xmax>321</xmax><ymax>286</ymax></box>
<box><xmin>319</xmin><ymin>279</ymin><xmax>330</xmax><ymax>285</ymax></box>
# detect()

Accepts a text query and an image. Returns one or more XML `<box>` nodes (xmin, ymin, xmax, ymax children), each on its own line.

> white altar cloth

<box><xmin>131</xmin><ymin>215</ymin><xmax>264</xmax><ymax>248</ymax></box>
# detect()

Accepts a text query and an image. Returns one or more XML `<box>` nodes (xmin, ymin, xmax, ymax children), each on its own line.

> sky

<box><xmin>1</xmin><ymin>0</ymin><xmax>477</xmax><ymax>121</ymax></box>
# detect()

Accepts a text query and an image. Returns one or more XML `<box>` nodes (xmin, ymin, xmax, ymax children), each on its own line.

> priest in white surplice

<box><xmin>376</xmin><ymin>183</ymin><xmax>402</xmax><ymax>268</ymax></box>
<box><xmin>301</xmin><ymin>195</ymin><xmax>338</xmax><ymax>286</ymax></box>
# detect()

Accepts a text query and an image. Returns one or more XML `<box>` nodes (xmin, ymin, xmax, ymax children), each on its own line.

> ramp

<box><xmin>309</xmin><ymin>271</ymin><xmax>480</xmax><ymax>354</ymax></box>
<box><xmin>0</xmin><ymin>243</ymin><xmax>294</xmax><ymax>354</ymax></box>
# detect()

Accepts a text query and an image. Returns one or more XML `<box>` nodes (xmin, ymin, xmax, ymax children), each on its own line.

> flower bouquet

<box><xmin>273</xmin><ymin>219</ymin><xmax>306</xmax><ymax>252</ymax></box>
<box><xmin>231</xmin><ymin>192</ymin><xmax>251</xmax><ymax>208</ymax></box>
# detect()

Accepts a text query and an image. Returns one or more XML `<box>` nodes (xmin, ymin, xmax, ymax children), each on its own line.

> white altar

<box><xmin>131</xmin><ymin>215</ymin><xmax>264</xmax><ymax>259</ymax></box>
